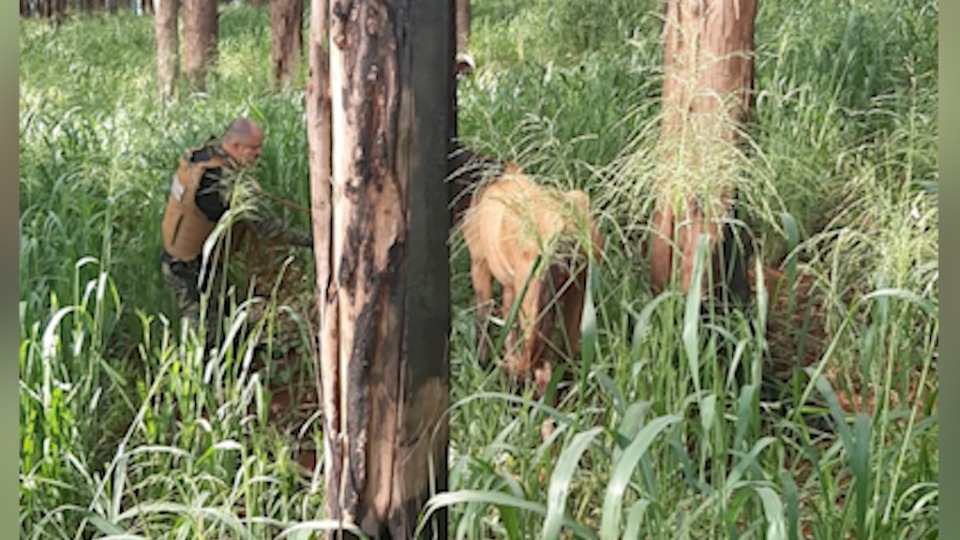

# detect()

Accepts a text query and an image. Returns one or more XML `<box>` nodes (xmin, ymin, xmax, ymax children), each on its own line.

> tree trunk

<box><xmin>52</xmin><ymin>0</ymin><xmax>65</xmax><ymax>24</ymax></box>
<box><xmin>142</xmin><ymin>0</ymin><xmax>153</xmax><ymax>13</ymax></box>
<box><xmin>455</xmin><ymin>0</ymin><xmax>470</xmax><ymax>57</ymax></box>
<box><xmin>650</xmin><ymin>0</ymin><xmax>756</xmax><ymax>298</ymax></box>
<box><xmin>270</xmin><ymin>0</ymin><xmax>304</xmax><ymax>88</ymax></box>
<box><xmin>90</xmin><ymin>0</ymin><xmax>102</xmax><ymax>10</ymax></box>
<box><xmin>250</xmin><ymin>0</ymin><xmax>266</xmax><ymax>6</ymax></box>
<box><xmin>21</xmin><ymin>0</ymin><xmax>29</xmax><ymax>17</ymax></box>
<box><xmin>309</xmin><ymin>0</ymin><xmax>453</xmax><ymax>536</ymax></box>
<box><xmin>182</xmin><ymin>0</ymin><xmax>218</xmax><ymax>90</ymax></box>
<box><xmin>155</xmin><ymin>0</ymin><xmax>179</xmax><ymax>99</ymax></box>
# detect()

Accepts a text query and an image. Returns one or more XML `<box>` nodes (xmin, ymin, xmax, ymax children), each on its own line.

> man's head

<box><xmin>221</xmin><ymin>117</ymin><xmax>264</xmax><ymax>167</ymax></box>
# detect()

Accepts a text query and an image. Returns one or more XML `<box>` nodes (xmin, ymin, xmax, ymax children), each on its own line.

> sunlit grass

<box><xmin>20</xmin><ymin>0</ymin><xmax>937</xmax><ymax>538</ymax></box>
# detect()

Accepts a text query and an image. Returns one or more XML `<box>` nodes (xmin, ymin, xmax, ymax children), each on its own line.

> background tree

<box><xmin>649</xmin><ymin>0</ymin><xmax>757</xmax><ymax>298</ymax></box>
<box><xmin>270</xmin><ymin>0</ymin><xmax>304</xmax><ymax>88</ymax></box>
<box><xmin>182</xmin><ymin>0</ymin><xmax>218</xmax><ymax>89</ymax></box>
<box><xmin>308</xmin><ymin>0</ymin><xmax>454</xmax><ymax>535</ymax></box>
<box><xmin>155</xmin><ymin>0</ymin><xmax>179</xmax><ymax>99</ymax></box>
<box><xmin>456</xmin><ymin>0</ymin><xmax>470</xmax><ymax>60</ymax></box>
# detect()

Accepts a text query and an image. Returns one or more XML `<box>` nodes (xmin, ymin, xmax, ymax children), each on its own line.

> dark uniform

<box><xmin>160</xmin><ymin>140</ymin><xmax>312</xmax><ymax>340</ymax></box>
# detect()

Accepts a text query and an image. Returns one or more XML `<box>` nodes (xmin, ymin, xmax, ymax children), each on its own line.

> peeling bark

<box><xmin>311</xmin><ymin>0</ymin><xmax>452</xmax><ymax>537</ymax></box>
<box><xmin>306</xmin><ymin>0</ymin><xmax>340</xmax><ymax>526</ymax></box>
<box><xmin>650</xmin><ymin>0</ymin><xmax>756</xmax><ymax>296</ymax></box>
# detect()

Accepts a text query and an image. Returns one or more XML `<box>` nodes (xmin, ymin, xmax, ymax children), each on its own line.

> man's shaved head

<box><xmin>221</xmin><ymin>117</ymin><xmax>264</xmax><ymax>167</ymax></box>
<box><xmin>222</xmin><ymin>117</ymin><xmax>263</xmax><ymax>145</ymax></box>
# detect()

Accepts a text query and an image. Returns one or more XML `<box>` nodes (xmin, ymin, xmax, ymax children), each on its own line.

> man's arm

<box><xmin>247</xmin><ymin>206</ymin><xmax>313</xmax><ymax>248</ymax></box>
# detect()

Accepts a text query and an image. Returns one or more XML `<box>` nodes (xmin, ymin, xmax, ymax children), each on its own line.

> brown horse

<box><xmin>460</xmin><ymin>162</ymin><xmax>603</xmax><ymax>398</ymax></box>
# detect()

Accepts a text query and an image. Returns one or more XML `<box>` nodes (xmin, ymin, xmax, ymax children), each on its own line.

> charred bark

<box><xmin>650</xmin><ymin>0</ymin><xmax>756</xmax><ymax>300</ymax></box>
<box><xmin>270</xmin><ymin>0</ymin><xmax>304</xmax><ymax>88</ymax></box>
<box><xmin>182</xmin><ymin>0</ymin><xmax>219</xmax><ymax>89</ymax></box>
<box><xmin>155</xmin><ymin>0</ymin><xmax>179</xmax><ymax>99</ymax></box>
<box><xmin>310</xmin><ymin>0</ymin><xmax>453</xmax><ymax>537</ymax></box>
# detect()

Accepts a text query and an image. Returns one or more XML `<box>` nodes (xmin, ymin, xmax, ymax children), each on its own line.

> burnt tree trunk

<box><xmin>650</xmin><ymin>0</ymin><xmax>756</xmax><ymax>299</ymax></box>
<box><xmin>155</xmin><ymin>0</ymin><xmax>179</xmax><ymax>99</ymax></box>
<box><xmin>309</xmin><ymin>0</ymin><xmax>453</xmax><ymax>537</ymax></box>
<box><xmin>182</xmin><ymin>0</ymin><xmax>218</xmax><ymax>89</ymax></box>
<box><xmin>270</xmin><ymin>0</ymin><xmax>304</xmax><ymax>88</ymax></box>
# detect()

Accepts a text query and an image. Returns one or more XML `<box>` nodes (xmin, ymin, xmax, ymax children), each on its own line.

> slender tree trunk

<box><xmin>650</xmin><ymin>0</ymin><xmax>756</xmax><ymax>298</ymax></box>
<box><xmin>270</xmin><ymin>0</ymin><xmax>304</xmax><ymax>88</ymax></box>
<box><xmin>250</xmin><ymin>0</ymin><xmax>266</xmax><ymax>7</ymax></box>
<box><xmin>309</xmin><ymin>0</ymin><xmax>453</xmax><ymax>536</ymax></box>
<box><xmin>182</xmin><ymin>0</ymin><xmax>218</xmax><ymax>89</ymax></box>
<box><xmin>21</xmin><ymin>0</ymin><xmax>29</xmax><ymax>17</ymax></box>
<box><xmin>155</xmin><ymin>0</ymin><xmax>179</xmax><ymax>99</ymax></box>
<box><xmin>52</xmin><ymin>0</ymin><xmax>65</xmax><ymax>25</ymax></box>
<box><xmin>455</xmin><ymin>0</ymin><xmax>470</xmax><ymax>57</ymax></box>
<box><xmin>90</xmin><ymin>0</ymin><xmax>102</xmax><ymax>10</ymax></box>
<box><xmin>142</xmin><ymin>0</ymin><xmax>153</xmax><ymax>13</ymax></box>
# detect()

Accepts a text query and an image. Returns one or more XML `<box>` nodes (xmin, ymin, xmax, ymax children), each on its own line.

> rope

<box><xmin>260</xmin><ymin>189</ymin><xmax>311</xmax><ymax>214</ymax></box>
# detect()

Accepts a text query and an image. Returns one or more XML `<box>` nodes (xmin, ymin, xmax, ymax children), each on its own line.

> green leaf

<box><xmin>543</xmin><ymin>427</ymin><xmax>602</xmax><ymax>539</ymax></box>
<box><xmin>600</xmin><ymin>415</ymin><xmax>681</xmax><ymax>539</ymax></box>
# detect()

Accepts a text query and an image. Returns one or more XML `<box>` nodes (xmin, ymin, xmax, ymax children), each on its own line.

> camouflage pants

<box><xmin>161</xmin><ymin>251</ymin><xmax>224</xmax><ymax>342</ymax></box>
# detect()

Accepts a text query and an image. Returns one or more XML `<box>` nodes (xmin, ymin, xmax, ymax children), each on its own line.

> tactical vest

<box><xmin>161</xmin><ymin>148</ymin><xmax>228</xmax><ymax>262</ymax></box>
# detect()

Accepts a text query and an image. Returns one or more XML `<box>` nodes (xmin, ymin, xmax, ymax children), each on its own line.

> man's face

<box><xmin>237</xmin><ymin>134</ymin><xmax>263</xmax><ymax>167</ymax></box>
<box><xmin>227</xmin><ymin>131</ymin><xmax>264</xmax><ymax>167</ymax></box>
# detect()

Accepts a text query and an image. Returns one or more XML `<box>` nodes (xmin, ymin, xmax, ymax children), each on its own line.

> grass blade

<box><xmin>543</xmin><ymin>426</ymin><xmax>602</xmax><ymax>539</ymax></box>
<box><xmin>852</xmin><ymin>412</ymin><xmax>872</xmax><ymax>540</ymax></box>
<box><xmin>682</xmin><ymin>235</ymin><xmax>711</xmax><ymax>398</ymax></box>
<box><xmin>622</xmin><ymin>499</ymin><xmax>651</xmax><ymax>540</ymax></box>
<box><xmin>600</xmin><ymin>414</ymin><xmax>681</xmax><ymax>539</ymax></box>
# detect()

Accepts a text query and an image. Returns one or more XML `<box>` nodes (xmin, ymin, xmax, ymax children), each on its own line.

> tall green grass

<box><xmin>21</xmin><ymin>0</ymin><xmax>937</xmax><ymax>538</ymax></box>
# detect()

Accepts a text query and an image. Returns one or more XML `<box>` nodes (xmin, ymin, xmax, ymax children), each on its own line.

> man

<box><xmin>160</xmin><ymin>117</ymin><xmax>312</xmax><ymax>342</ymax></box>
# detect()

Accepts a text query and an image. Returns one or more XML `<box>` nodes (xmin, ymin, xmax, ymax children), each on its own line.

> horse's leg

<box><xmin>561</xmin><ymin>265</ymin><xmax>588</xmax><ymax>361</ymax></box>
<box><xmin>501</xmin><ymin>285</ymin><xmax>516</xmax><ymax>323</ymax></box>
<box><xmin>471</xmin><ymin>259</ymin><xmax>494</xmax><ymax>364</ymax></box>
<box><xmin>518</xmin><ymin>275</ymin><xmax>551</xmax><ymax>384</ymax></box>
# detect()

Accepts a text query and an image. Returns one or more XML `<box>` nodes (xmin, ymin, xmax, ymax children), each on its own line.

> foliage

<box><xmin>20</xmin><ymin>0</ymin><xmax>937</xmax><ymax>538</ymax></box>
